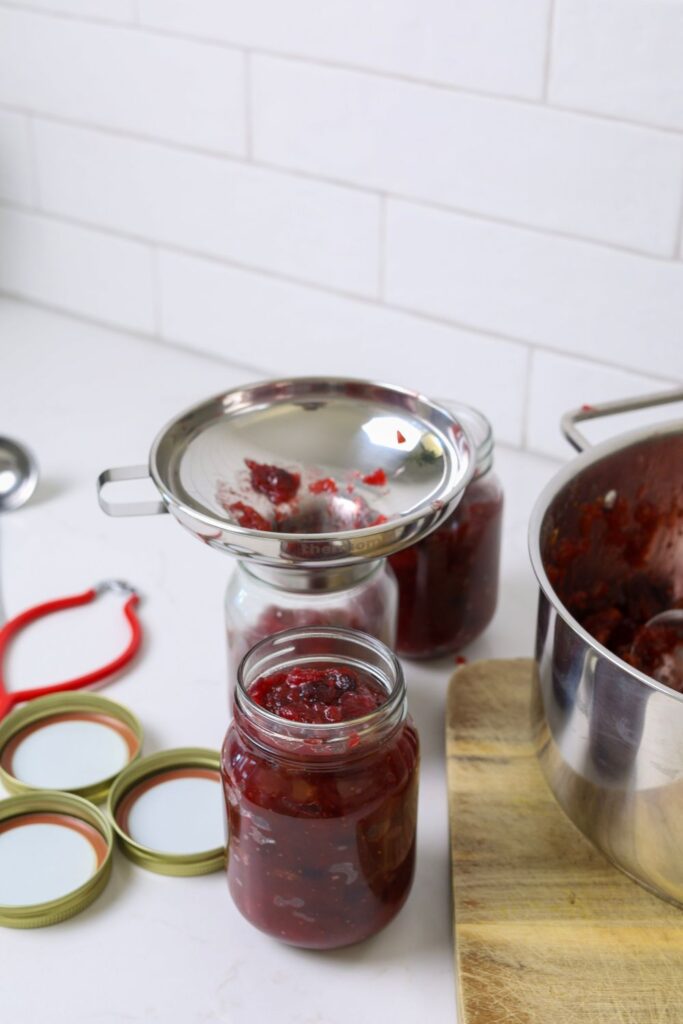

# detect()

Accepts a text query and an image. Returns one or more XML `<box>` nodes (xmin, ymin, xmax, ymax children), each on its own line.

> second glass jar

<box><xmin>225</xmin><ymin>559</ymin><xmax>397</xmax><ymax>684</ymax></box>
<box><xmin>389</xmin><ymin>404</ymin><xmax>503</xmax><ymax>659</ymax></box>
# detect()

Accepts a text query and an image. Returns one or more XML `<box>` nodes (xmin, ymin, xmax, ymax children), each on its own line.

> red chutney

<box><xmin>221</xmin><ymin>634</ymin><xmax>419</xmax><ymax>949</ymax></box>
<box><xmin>629</xmin><ymin>616</ymin><xmax>683</xmax><ymax>692</ymax></box>
<box><xmin>308</xmin><ymin>477</ymin><xmax>338</xmax><ymax>495</ymax></box>
<box><xmin>545</xmin><ymin>488</ymin><xmax>683</xmax><ymax>692</ymax></box>
<box><xmin>362</xmin><ymin>468</ymin><xmax>388</xmax><ymax>487</ymax></box>
<box><xmin>245</xmin><ymin>459</ymin><xmax>300</xmax><ymax>505</ymax></box>
<box><xmin>390</xmin><ymin>472</ymin><xmax>503</xmax><ymax>658</ymax></box>
<box><xmin>225</xmin><ymin>501</ymin><xmax>272</xmax><ymax>532</ymax></box>
<box><xmin>249</xmin><ymin>665</ymin><xmax>386</xmax><ymax>724</ymax></box>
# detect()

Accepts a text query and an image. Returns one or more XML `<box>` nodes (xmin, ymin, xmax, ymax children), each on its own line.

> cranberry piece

<box><xmin>396</xmin><ymin>430</ymin><xmax>406</xmax><ymax>444</ymax></box>
<box><xmin>362</xmin><ymin>468</ymin><xmax>388</xmax><ymax>487</ymax></box>
<box><xmin>245</xmin><ymin>459</ymin><xmax>300</xmax><ymax>505</ymax></box>
<box><xmin>340</xmin><ymin>692</ymin><xmax>380</xmax><ymax>718</ymax></box>
<box><xmin>248</xmin><ymin>664</ymin><xmax>387</xmax><ymax>724</ymax></box>
<box><xmin>308</xmin><ymin>478</ymin><xmax>338</xmax><ymax>495</ymax></box>
<box><xmin>330</xmin><ymin>670</ymin><xmax>356</xmax><ymax>693</ymax></box>
<box><xmin>225</xmin><ymin>501</ymin><xmax>272</xmax><ymax>532</ymax></box>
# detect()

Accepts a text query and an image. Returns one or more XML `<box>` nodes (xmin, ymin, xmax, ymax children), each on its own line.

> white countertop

<box><xmin>0</xmin><ymin>299</ymin><xmax>562</xmax><ymax>1024</ymax></box>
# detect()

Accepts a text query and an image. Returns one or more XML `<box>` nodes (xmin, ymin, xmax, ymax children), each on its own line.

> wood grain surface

<box><xmin>447</xmin><ymin>658</ymin><xmax>683</xmax><ymax>1024</ymax></box>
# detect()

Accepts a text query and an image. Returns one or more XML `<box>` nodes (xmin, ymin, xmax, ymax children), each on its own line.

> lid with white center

<box><xmin>0</xmin><ymin>692</ymin><xmax>143</xmax><ymax>803</ymax></box>
<box><xmin>0</xmin><ymin>791</ymin><xmax>113</xmax><ymax>928</ymax></box>
<box><xmin>107</xmin><ymin>748</ymin><xmax>226</xmax><ymax>877</ymax></box>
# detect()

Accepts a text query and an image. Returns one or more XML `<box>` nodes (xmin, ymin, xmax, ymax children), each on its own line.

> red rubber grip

<box><xmin>0</xmin><ymin>587</ymin><xmax>142</xmax><ymax>719</ymax></box>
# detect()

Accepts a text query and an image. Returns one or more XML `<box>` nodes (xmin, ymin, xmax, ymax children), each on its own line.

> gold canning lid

<box><xmin>108</xmin><ymin>747</ymin><xmax>225</xmax><ymax>877</ymax></box>
<box><xmin>0</xmin><ymin>791</ymin><xmax>113</xmax><ymax>928</ymax></box>
<box><xmin>0</xmin><ymin>692</ymin><xmax>143</xmax><ymax>803</ymax></box>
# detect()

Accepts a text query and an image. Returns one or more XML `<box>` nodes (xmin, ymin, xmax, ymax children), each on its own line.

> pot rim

<box><xmin>528</xmin><ymin>417</ymin><xmax>683</xmax><ymax>705</ymax></box>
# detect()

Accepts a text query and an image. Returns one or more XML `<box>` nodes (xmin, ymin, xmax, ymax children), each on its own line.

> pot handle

<box><xmin>97</xmin><ymin>465</ymin><xmax>167</xmax><ymax>517</ymax></box>
<box><xmin>561</xmin><ymin>386</ymin><xmax>683</xmax><ymax>453</ymax></box>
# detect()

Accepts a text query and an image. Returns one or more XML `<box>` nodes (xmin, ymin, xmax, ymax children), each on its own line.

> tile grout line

<box><xmin>0</xmin><ymin>288</ymin><xmax>533</xmax><ymax>452</ymax></box>
<box><xmin>244</xmin><ymin>51</ymin><xmax>253</xmax><ymax>161</ymax></box>
<box><xmin>520</xmin><ymin>346</ymin><xmax>535</xmax><ymax>450</ymax></box>
<box><xmin>1</xmin><ymin>196</ymin><xmax>680</xmax><ymax>384</ymax></box>
<box><xmin>673</xmin><ymin>167</ymin><xmax>683</xmax><ymax>259</ymax></box>
<box><xmin>1</xmin><ymin>289</ymin><xmax>566</xmax><ymax>460</ymax></box>
<box><xmin>0</xmin><ymin>291</ymin><xmax>649</xmax><ymax>465</ymax></box>
<box><xmin>0</xmin><ymin>0</ymin><xmax>138</xmax><ymax>30</ymax></box>
<box><xmin>377</xmin><ymin>195</ymin><xmax>387</xmax><ymax>300</ymax></box>
<box><xmin>2</xmin><ymin>114</ymin><xmax>682</xmax><ymax>265</ymax></box>
<box><xmin>2</xmin><ymin>3</ymin><xmax>683</xmax><ymax>140</ymax></box>
<box><xmin>383</xmin><ymin>311</ymin><xmax>680</xmax><ymax>389</ymax></box>
<box><xmin>0</xmin><ymin>288</ymin><xmax>272</xmax><ymax>378</ymax></box>
<box><xmin>0</xmin><ymin>197</ymin><xmax>679</xmax><ymax>388</ymax></box>
<box><xmin>0</xmin><ymin>197</ymin><xmax>381</xmax><ymax>303</ymax></box>
<box><xmin>149</xmin><ymin>245</ymin><xmax>163</xmax><ymax>337</ymax></box>
<box><xmin>0</xmin><ymin>198</ymin><xmax>626</xmax><ymax>364</ymax></box>
<box><xmin>542</xmin><ymin>0</ymin><xmax>558</xmax><ymax>103</ymax></box>
<box><xmin>24</xmin><ymin>113</ymin><xmax>41</xmax><ymax>209</ymax></box>
<box><xmin>0</xmin><ymin>102</ymin><xmax>248</xmax><ymax>162</ymax></box>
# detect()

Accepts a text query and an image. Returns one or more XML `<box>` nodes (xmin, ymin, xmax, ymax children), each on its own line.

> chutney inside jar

<box><xmin>390</xmin><ymin>404</ymin><xmax>503</xmax><ymax>659</ymax></box>
<box><xmin>221</xmin><ymin>627</ymin><xmax>419</xmax><ymax>949</ymax></box>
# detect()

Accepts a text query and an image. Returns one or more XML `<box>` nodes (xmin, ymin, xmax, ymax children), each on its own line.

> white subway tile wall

<box><xmin>549</xmin><ymin>0</ymin><xmax>683</xmax><ymax>131</ymax></box>
<box><xmin>385</xmin><ymin>199</ymin><xmax>683</xmax><ymax>378</ymax></box>
<box><xmin>6</xmin><ymin>0</ymin><xmax>138</xmax><ymax>21</ymax></box>
<box><xmin>0</xmin><ymin>110</ymin><xmax>32</xmax><ymax>203</ymax></box>
<box><xmin>0</xmin><ymin>207</ymin><xmax>156</xmax><ymax>331</ymax></box>
<box><xmin>139</xmin><ymin>0</ymin><xmax>552</xmax><ymax>99</ymax></box>
<box><xmin>252</xmin><ymin>55</ymin><xmax>683</xmax><ymax>255</ymax></box>
<box><xmin>0</xmin><ymin>9</ymin><xmax>246</xmax><ymax>152</ymax></box>
<box><xmin>158</xmin><ymin>249</ymin><xmax>529</xmax><ymax>445</ymax></box>
<box><xmin>0</xmin><ymin>0</ymin><xmax>681</xmax><ymax>457</ymax></box>
<box><xmin>527</xmin><ymin>350</ymin><xmax>673</xmax><ymax>459</ymax></box>
<box><xmin>33</xmin><ymin>121</ymin><xmax>381</xmax><ymax>295</ymax></box>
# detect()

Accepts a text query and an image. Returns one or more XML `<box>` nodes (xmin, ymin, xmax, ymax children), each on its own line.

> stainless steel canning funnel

<box><xmin>97</xmin><ymin>378</ymin><xmax>475</xmax><ymax>570</ymax></box>
<box><xmin>529</xmin><ymin>387</ymin><xmax>683</xmax><ymax>907</ymax></box>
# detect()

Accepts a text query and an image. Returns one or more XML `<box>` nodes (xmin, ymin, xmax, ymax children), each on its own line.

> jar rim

<box><xmin>235</xmin><ymin>626</ymin><xmax>406</xmax><ymax>746</ymax></box>
<box><xmin>437</xmin><ymin>399</ymin><xmax>494</xmax><ymax>476</ymax></box>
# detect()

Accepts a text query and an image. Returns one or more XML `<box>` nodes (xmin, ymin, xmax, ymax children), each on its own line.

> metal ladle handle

<box><xmin>97</xmin><ymin>465</ymin><xmax>167</xmax><ymax>517</ymax></box>
<box><xmin>562</xmin><ymin>386</ymin><xmax>683</xmax><ymax>453</ymax></box>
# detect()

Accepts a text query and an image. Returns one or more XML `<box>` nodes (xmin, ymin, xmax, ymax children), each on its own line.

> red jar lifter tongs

<box><xmin>0</xmin><ymin>580</ymin><xmax>142</xmax><ymax>720</ymax></box>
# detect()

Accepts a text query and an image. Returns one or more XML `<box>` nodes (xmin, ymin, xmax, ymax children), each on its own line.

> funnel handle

<box><xmin>97</xmin><ymin>465</ymin><xmax>167</xmax><ymax>517</ymax></box>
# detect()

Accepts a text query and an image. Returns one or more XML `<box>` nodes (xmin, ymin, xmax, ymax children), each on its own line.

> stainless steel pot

<box><xmin>529</xmin><ymin>388</ymin><xmax>683</xmax><ymax>906</ymax></box>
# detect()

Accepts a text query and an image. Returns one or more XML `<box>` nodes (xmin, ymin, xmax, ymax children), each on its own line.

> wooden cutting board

<box><xmin>446</xmin><ymin>658</ymin><xmax>683</xmax><ymax>1024</ymax></box>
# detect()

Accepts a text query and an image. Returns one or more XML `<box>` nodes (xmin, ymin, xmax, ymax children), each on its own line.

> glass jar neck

<box><xmin>238</xmin><ymin>559</ymin><xmax>385</xmax><ymax>594</ymax></box>
<box><xmin>438</xmin><ymin>400</ymin><xmax>494</xmax><ymax>479</ymax></box>
<box><xmin>474</xmin><ymin>451</ymin><xmax>494</xmax><ymax>479</ymax></box>
<box><xmin>234</xmin><ymin>626</ymin><xmax>406</xmax><ymax>761</ymax></box>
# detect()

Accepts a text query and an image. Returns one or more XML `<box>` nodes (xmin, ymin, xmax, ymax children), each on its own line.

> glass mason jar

<box><xmin>221</xmin><ymin>627</ymin><xmax>419</xmax><ymax>949</ymax></box>
<box><xmin>389</xmin><ymin>404</ymin><xmax>503</xmax><ymax>659</ymax></box>
<box><xmin>225</xmin><ymin>559</ymin><xmax>397</xmax><ymax>684</ymax></box>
